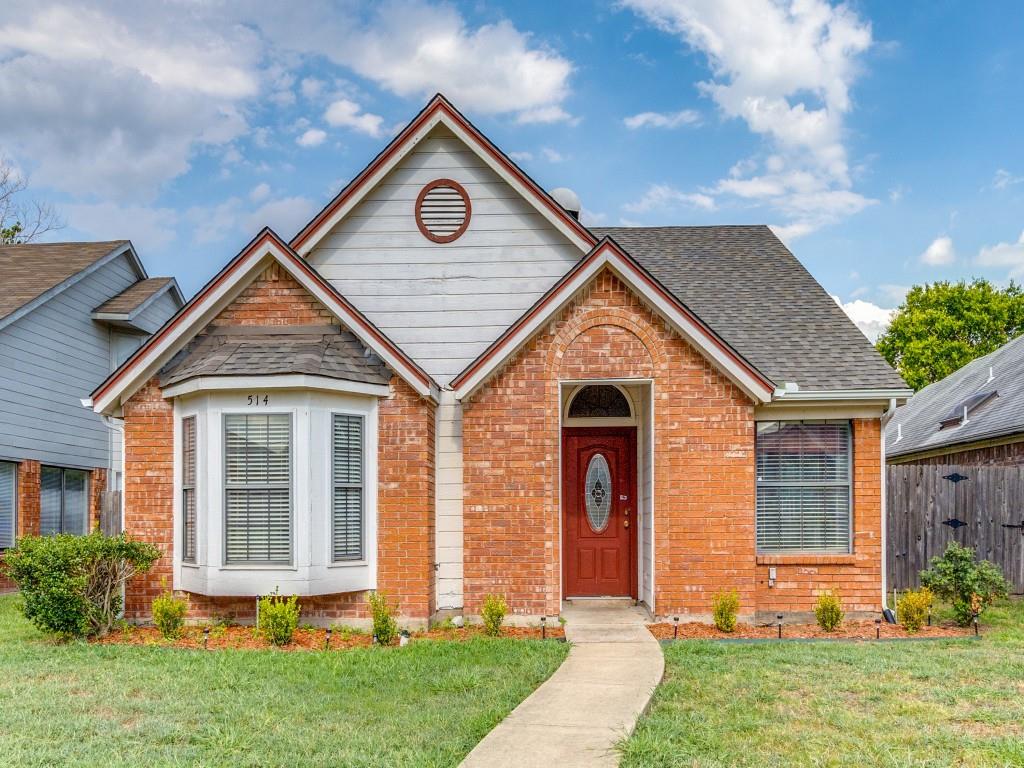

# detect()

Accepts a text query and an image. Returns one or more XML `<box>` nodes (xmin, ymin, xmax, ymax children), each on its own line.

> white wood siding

<box><xmin>307</xmin><ymin>125</ymin><xmax>584</xmax><ymax>610</ymax></box>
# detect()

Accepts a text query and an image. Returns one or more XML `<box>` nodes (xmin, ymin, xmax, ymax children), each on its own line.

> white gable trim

<box><xmin>89</xmin><ymin>231</ymin><xmax>436</xmax><ymax>415</ymax></box>
<box><xmin>291</xmin><ymin>96</ymin><xmax>596</xmax><ymax>257</ymax></box>
<box><xmin>451</xmin><ymin>240</ymin><xmax>776</xmax><ymax>403</ymax></box>
<box><xmin>162</xmin><ymin>375</ymin><xmax>391</xmax><ymax>399</ymax></box>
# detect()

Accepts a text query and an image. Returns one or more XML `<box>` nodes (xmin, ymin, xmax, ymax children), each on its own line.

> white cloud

<box><xmin>623</xmin><ymin>183</ymin><xmax>716</xmax><ymax>214</ymax></box>
<box><xmin>516</xmin><ymin>106</ymin><xmax>576</xmax><ymax>125</ymax></box>
<box><xmin>977</xmin><ymin>230</ymin><xmax>1024</xmax><ymax>278</ymax></box>
<box><xmin>622</xmin><ymin>0</ymin><xmax>875</xmax><ymax>236</ymax></box>
<box><xmin>541</xmin><ymin>147</ymin><xmax>567</xmax><ymax>163</ymax></box>
<box><xmin>919</xmin><ymin>235</ymin><xmax>955</xmax><ymax>266</ymax></box>
<box><xmin>245</xmin><ymin>196</ymin><xmax>318</xmax><ymax>238</ymax></box>
<box><xmin>324</xmin><ymin>99</ymin><xmax>385</xmax><ymax>137</ymax></box>
<box><xmin>296</xmin><ymin>128</ymin><xmax>327</xmax><ymax>148</ymax></box>
<box><xmin>623</xmin><ymin>109</ymin><xmax>700</xmax><ymax>129</ymax></box>
<box><xmin>187</xmin><ymin>193</ymin><xmax>317</xmax><ymax>245</ymax></box>
<box><xmin>300</xmin><ymin>77</ymin><xmax>325</xmax><ymax>100</ymax></box>
<box><xmin>66</xmin><ymin>201</ymin><xmax>178</xmax><ymax>252</ymax></box>
<box><xmin>993</xmin><ymin>169</ymin><xmax>1024</xmax><ymax>190</ymax></box>
<box><xmin>832</xmin><ymin>295</ymin><xmax>895</xmax><ymax>342</ymax></box>
<box><xmin>249</xmin><ymin>182</ymin><xmax>271</xmax><ymax>203</ymax></box>
<box><xmin>509</xmin><ymin>151</ymin><xmax>533</xmax><ymax>162</ymax></box>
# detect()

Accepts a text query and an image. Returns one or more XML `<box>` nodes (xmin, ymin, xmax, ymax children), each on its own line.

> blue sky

<box><xmin>0</xmin><ymin>1</ymin><xmax>1021</xmax><ymax>340</ymax></box>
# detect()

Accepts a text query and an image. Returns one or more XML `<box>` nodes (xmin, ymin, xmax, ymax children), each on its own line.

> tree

<box><xmin>0</xmin><ymin>159</ymin><xmax>63</xmax><ymax>244</ymax></box>
<box><xmin>876</xmin><ymin>279</ymin><xmax>1024</xmax><ymax>390</ymax></box>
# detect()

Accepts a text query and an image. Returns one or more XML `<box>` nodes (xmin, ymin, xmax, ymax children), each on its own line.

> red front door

<box><xmin>563</xmin><ymin>427</ymin><xmax>637</xmax><ymax>598</ymax></box>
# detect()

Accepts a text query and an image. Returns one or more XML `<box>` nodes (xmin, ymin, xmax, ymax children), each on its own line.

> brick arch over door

<box><xmin>463</xmin><ymin>268</ymin><xmax>757</xmax><ymax>618</ymax></box>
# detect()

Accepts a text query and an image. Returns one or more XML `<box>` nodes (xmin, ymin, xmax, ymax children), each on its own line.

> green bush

<box><xmin>814</xmin><ymin>590</ymin><xmax>844</xmax><ymax>632</ymax></box>
<box><xmin>367</xmin><ymin>591</ymin><xmax>398</xmax><ymax>645</ymax></box>
<box><xmin>897</xmin><ymin>587</ymin><xmax>933</xmax><ymax>633</ymax></box>
<box><xmin>481</xmin><ymin>593</ymin><xmax>507</xmax><ymax>637</ymax></box>
<box><xmin>712</xmin><ymin>589</ymin><xmax>740</xmax><ymax>633</ymax></box>
<box><xmin>257</xmin><ymin>593</ymin><xmax>300</xmax><ymax>646</ymax></box>
<box><xmin>920</xmin><ymin>542</ymin><xmax>1010</xmax><ymax>626</ymax></box>
<box><xmin>152</xmin><ymin>584</ymin><xmax>189</xmax><ymax>639</ymax></box>
<box><xmin>3</xmin><ymin>532</ymin><xmax>160</xmax><ymax>638</ymax></box>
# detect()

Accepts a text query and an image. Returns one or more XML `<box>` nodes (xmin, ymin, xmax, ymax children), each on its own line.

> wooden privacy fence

<box><xmin>887</xmin><ymin>464</ymin><xmax>1024</xmax><ymax>594</ymax></box>
<box><xmin>98</xmin><ymin>491</ymin><xmax>122</xmax><ymax>536</ymax></box>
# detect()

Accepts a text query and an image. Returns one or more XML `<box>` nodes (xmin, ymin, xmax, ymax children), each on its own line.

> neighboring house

<box><xmin>89</xmin><ymin>96</ymin><xmax>910</xmax><ymax>625</ymax></box>
<box><xmin>885</xmin><ymin>334</ymin><xmax>1024</xmax><ymax>592</ymax></box>
<box><xmin>0</xmin><ymin>241</ymin><xmax>183</xmax><ymax>589</ymax></box>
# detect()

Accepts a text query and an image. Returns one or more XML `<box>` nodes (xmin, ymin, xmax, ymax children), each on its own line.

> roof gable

<box><xmin>290</xmin><ymin>94</ymin><xmax>596</xmax><ymax>256</ymax></box>
<box><xmin>451</xmin><ymin>237</ymin><xmax>776</xmax><ymax>403</ymax></box>
<box><xmin>90</xmin><ymin>229</ymin><xmax>437</xmax><ymax>414</ymax></box>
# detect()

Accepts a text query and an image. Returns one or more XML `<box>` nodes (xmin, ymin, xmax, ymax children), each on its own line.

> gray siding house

<box><xmin>0</xmin><ymin>241</ymin><xmax>182</xmax><ymax>566</ymax></box>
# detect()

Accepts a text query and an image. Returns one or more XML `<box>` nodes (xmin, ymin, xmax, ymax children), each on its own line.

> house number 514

<box><xmin>247</xmin><ymin>394</ymin><xmax>269</xmax><ymax>406</ymax></box>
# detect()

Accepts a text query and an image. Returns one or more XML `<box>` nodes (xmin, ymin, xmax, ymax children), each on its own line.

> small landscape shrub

<box><xmin>920</xmin><ymin>541</ymin><xmax>1010</xmax><ymax>627</ymax></box>
<box><xmin>367</xmin><ymin>591</ymin><xmax>398</xmax><ymax>645</ymax></box>
<box><xmin>712</xmin><ymin>590</ymin><xmax>740</xmax><ymax>633</ymax></box>
<box><xmin>152</xmin><ymin>583</ymin><xmax>189</xmax><ymax>639</ymax></box>
<box><xmin>897</xmin><ymin>587</ymin><xmax>933</xmax><ymax>633</ymax></box>
<box><xmin>258</xmin><ymin>593</ymin><xmax>300</xmax><ymax>646</ymax></box>
<box><xmin>481</xmin><ymin>593</ymin><xmax>507</xmax><ymax>637</ymax></box>
<box><xmin>814</xmin><ymin>590</ymin><xmax>844</xmax><ymax>632</ymax></box>
<box><xmin>3</xmin><ymin>532</ymin><xmax>160</xmax><ymax>638</ymax></box>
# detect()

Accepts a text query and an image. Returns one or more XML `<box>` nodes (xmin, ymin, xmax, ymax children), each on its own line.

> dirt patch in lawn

<box><xmin>647</xmin><ymin>620</ymin><xmax>973</xmax><ymax>641</ymax></box>
<box><xmin>93</xmin><ymin>623</ymin><xmax>564</xmax><ymax>651</ymax></box>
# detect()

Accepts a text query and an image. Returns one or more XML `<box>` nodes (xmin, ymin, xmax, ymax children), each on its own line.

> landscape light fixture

<box><xmin>777</xmin><ymin>614</ymin><xmax>783</xmax><ymax>639</ymax></box>
<box><xmin>541</xmin><ymin>615</ymin><xmax>547</xmax><ymax>640</ymax></box>
<box><xmin>973</xmin><ymin>612</ymin><xmax>980</xmax><ymax>637</ymax></box>
<box><xmin>875</xmin><ymin>618</ymin><xmax>881</xmax><ymax>640</ymax></box>
<box><xmin>203</xmin><ymin>626</ymin><xmax>210</xmax><ymax>649</ymax></box>
<box><xmin>673</xmin><ymin>616</ymin><xmax>680</xmax><ymax>639</ymax></box>
<box><xmin>325</xmin><ymin>626</ymin><xmax>332</xmax><ymax>650</ymax></box>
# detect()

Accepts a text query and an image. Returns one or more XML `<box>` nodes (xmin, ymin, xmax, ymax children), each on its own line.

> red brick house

<box><xmin>88</xmin><ymin>96</ymin><xmax>910</xmax><ymax>626</ymax></box>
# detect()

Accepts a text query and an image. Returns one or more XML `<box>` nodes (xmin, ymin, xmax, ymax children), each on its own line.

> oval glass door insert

<box><xmin>584</xmin><ymin>453</ymin><xmax>612</xmax><ymax>532</ymax></box>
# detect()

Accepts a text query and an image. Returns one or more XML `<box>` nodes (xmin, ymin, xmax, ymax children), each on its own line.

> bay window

<box><xmin>756</xmin><ymin>421</ymin><xmax>852</xmax><ymax>554</ymax></box>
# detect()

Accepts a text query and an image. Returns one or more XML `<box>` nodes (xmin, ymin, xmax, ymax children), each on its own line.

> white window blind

<box><xmin>181</xmin><ymin>416</ymin><xmax>197</xmax><ymax>563</ymax></box>
<box><xmin>0</xmin><ymin>461</ymin><xmax>15</xmax><ymax>549</ymax></box>
<box><xmin>40</xmin><ymin>466</ymin><xmax>88</xmax><ymax>536</ymax></box>
<box><xmin>224</xmin><ymin>414</ymin><xmax>291</xmax><ymax>564</ymax></box>
<box><xmin>756</xmin><ymin>421</ymin><xmax>852</xmax><ymax>554</ymax></box>
<box><xmin>332</xmin><ymin>414</ymin><xmax>364</xmax><ymax>562</ymax></box>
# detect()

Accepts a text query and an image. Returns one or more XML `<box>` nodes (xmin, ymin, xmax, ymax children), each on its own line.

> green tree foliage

<box><xmin>876</xmin><ymin>279</ymin><xmax>1024</xmax><ymax>390</ymax></box>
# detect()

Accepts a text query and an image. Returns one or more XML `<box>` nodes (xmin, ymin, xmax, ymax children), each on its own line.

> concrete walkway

<box><xmin>460</xmin><ymin>600</ymin><xmax>664</xmax><ymax>767</ymax></box>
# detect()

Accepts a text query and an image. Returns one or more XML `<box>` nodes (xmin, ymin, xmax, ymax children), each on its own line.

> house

<box><xmin>885</xmin><ymin>334</ymin><xmax>1024</xmax><ymax>592</ymax></box>
<box><xmin>88</xmin><ymin>95</ymin><xmax>910</xmax><ymax>626</ymax></box>
<box><xmin>0</xmin><ymin>241</ymin><xmax>182</xmax><ymax>590</ymax></box>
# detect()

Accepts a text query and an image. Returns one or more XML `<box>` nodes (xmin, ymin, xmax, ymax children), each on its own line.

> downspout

<box><xmin>879</xmin><ymin>398</ymin><xmax>898</xmax><ymax>610</ymax></box>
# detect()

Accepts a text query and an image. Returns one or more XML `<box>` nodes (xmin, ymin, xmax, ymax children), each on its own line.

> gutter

<box><xmin>771</xmin><ymin>387</ymin><xmax>913</xmax><ymax>402</ymax></box>
<box><xmin>879</xmin><ymin>398</ymin><xmax>899</xmax><ymax>610</ymax></box>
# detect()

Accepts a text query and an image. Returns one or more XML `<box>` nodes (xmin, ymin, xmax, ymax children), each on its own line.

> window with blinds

<box><xmin>756</xmin><ymin>421</ymin><xmax>852</xmax><ymax>554</ymax></box>
<box><xmin>40</xmin><ymin>466</ymin><xmax>88</xmax><ymax>536</ymax></box>
<box><xmin>181</xmin><ymin>416</ymin><xmax>197</xmax><ymax>563</ymax></box>
<box><xmin>0</xmin><ymin>461</ymin><xmax>15</xmax><ymax>549</ymax></box>
<box><xmin>332</xmin><ymin>414</ymin><xmax>364</xmax><ymax>562</ymax></box>
<box><xmin>224</xmin><ymin>414</ymin><xmax>292</xmax><ymax>564</ymax></box>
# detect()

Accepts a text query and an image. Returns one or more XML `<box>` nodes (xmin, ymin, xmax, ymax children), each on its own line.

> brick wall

<box><xmin>119</xmin><ymin>263</ymin><xmax>436</xmax><ymax>622</ymax></box>
<box><xmin>754</xmin><ymin>418</ymin><xmax>883</xmax><ymax>617</ymax></box>
<box><xmin>17</xmin><ymin>460</ymin><xmax>40</xmax><ymax>538</ymax></box>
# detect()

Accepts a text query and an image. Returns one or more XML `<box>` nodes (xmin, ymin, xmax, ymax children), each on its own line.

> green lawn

<box><xmin>0</xmin><ymin>595</ymin><xmax>568</xmax><ymax>767</ymax></box>
<box><xmin>621</xmin><ymin>600</ymin><xmax>1024</xmax><ymax>768</ymax></box>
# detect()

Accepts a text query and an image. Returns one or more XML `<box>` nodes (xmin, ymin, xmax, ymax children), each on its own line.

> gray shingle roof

<box><xmin>591</xmin><ymin>226</ymin><xmax>907</xmax><ymax>391</ymax></box>
<box><xmin>886</xmin><ymin>334</ymin><xmax>1024</xmax><ymax>458</ymax></box>
<box><xmin>0</xmin><ymin>240</ymin><xmax>128</xmax><ymax>320</ymax></box>
<box><xmin>93</xmin><ymin>277</ymin><xmax>175</xmax><ymax>317</ymax></box>
<box><xmin>160</xmin><ymin>325</ymin><xmax>391</xmax><ymax>388</ymax></box>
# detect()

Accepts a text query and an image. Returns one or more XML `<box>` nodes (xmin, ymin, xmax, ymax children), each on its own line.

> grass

<box><xmin>621</xmin><ymin>600</ymin><xmax>1024</xmax><ymax>767</ymax></box>
<box><xmin>0</xmin><ymin>595</ymin><xmax>568</xmax><ymax>767</ymax></box>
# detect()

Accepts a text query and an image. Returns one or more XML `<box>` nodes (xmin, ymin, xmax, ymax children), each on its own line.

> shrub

<box><xmin>814</xmin><ymin>590</ymin><xmax>844</xmax><ymax>632</ymax></box>
<box><xmin>367</xmin><ymin>591</ymin><xmax>398</xmax><ymax>645</ymax></box>
<box><xmin>257</xmin><ymin>593</ymin><xmax>300</xmax><ymax>646</ymax></box>
<box><xmin>481</xmin><ymin>593</ymin><xmax>507</xmax><ymax>637</ymax></box>
<box><xmin>897</xmin><ymin>587</ymin><xmax>933</xmax><ymax>633</ymax></box>
<box><xmin>920</xmin><ymin>542</ymin><xmax>1010</xmax><ymax>626</ymax></box>
<box><xmin>3</xmin><ymin>532</ymin><xmax>160</xmax><ymax>638</ymax></box>
<box><xmin>152</xmin><ymin>583</ymin><xmax>189</xmax><ymax>639</ymax></box>
<box><xmin>712</xmin><ymin>590</ymin><xmax>740</xmax><ymax>633</ymax></box>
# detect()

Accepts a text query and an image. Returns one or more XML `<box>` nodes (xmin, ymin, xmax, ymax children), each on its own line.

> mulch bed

<box><xmin>94</xmin><ymin>623</ymin><xmax>565</xmax><ymax>652</ymax></box>
<box><xmin>647</xmin><ymin>620</ymin><xmax>974</xmax><ymax>641</ymax></box>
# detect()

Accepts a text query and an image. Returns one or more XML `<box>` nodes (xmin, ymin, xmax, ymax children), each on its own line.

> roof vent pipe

<box><xmin>549</xmin><ymin>187</ymin><xmax>581</xmax><ymax>220</ymax></box>
<box><xmin>987</xmin><ymin>365</ymin><xmax>994</xmax><ymax>383</ymax></box>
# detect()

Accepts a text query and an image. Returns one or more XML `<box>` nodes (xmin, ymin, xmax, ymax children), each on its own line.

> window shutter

<box><xmin>0</xmin><ymin>462</ymin><xmax>14</xmax><ymax>548</ymax></box>
<box><xmin>756</xmin><ymin>422</ymin><xmax>851</xmax><ymax>553</ymax></box>
<box><xmin>332</xmin><ymin>414</ymin><xmax>364</xmax><ymax>561</ymax></box>
<box><xmin>181</xmin><ymin>416</ymin><xmax>197</xmax><ymax>563</ymax></box>
<box><xmin>40</xmin><ymin>466</ymin><xmax>62</xmax><ymax>536</ymax></box>
<box><xmin>224</xmin><ymin>414</ymin><xmax>292</xmax><ymax>564</ymax></box>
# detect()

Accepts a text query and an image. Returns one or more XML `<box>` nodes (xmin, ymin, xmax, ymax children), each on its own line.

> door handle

<box><xmin>623</xmin><ymin>519</ymin><xmax>630</xmax><ymax>528</ymax></box>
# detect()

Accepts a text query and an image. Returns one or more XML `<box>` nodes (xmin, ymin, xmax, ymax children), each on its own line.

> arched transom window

<box><xmin>567</xmin><ymin>385</ymin><xmax>633</xmax><ymax>419</ymax></box>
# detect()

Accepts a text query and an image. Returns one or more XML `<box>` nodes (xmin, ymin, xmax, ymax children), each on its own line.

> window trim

<box><xmin>222</xmin><ymin>412</ymin><xmax>294</xmax><ymax>566</ymax></box>
<box><xmin>181</xmin><ymin>416</ymin><xmax>197</xmax><ymax>564</ymax></box>
<box><xmin>330</xmin><ymin>411</ymin><xmax>366</xmax><ymax>564</ymax></box>
<box><xmin>40</xmin><ymin>465</ymin><xmax>90</xmax><ymax>536</ymax></box>
<box><xmin>755</xmin><ymin>420</ymin><xmax>853</xmax><ymax>555</ymax></box>
<box><xmin>0</xmin><ymin>460</ymin><xmax>16</xmax><ymax>550</ymax></box>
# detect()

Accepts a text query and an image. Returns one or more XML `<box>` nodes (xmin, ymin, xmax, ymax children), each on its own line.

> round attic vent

<box><xmin>415</xmin><ymin>179</ymin><xmax>471</xmax><ymax>243</ymax></box>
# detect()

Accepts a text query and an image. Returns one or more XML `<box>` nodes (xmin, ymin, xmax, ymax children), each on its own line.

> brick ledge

<box><xmin>757</xmin><ymin>554</ymin><xmax>857</xmax><ymax>566</ymax></box>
